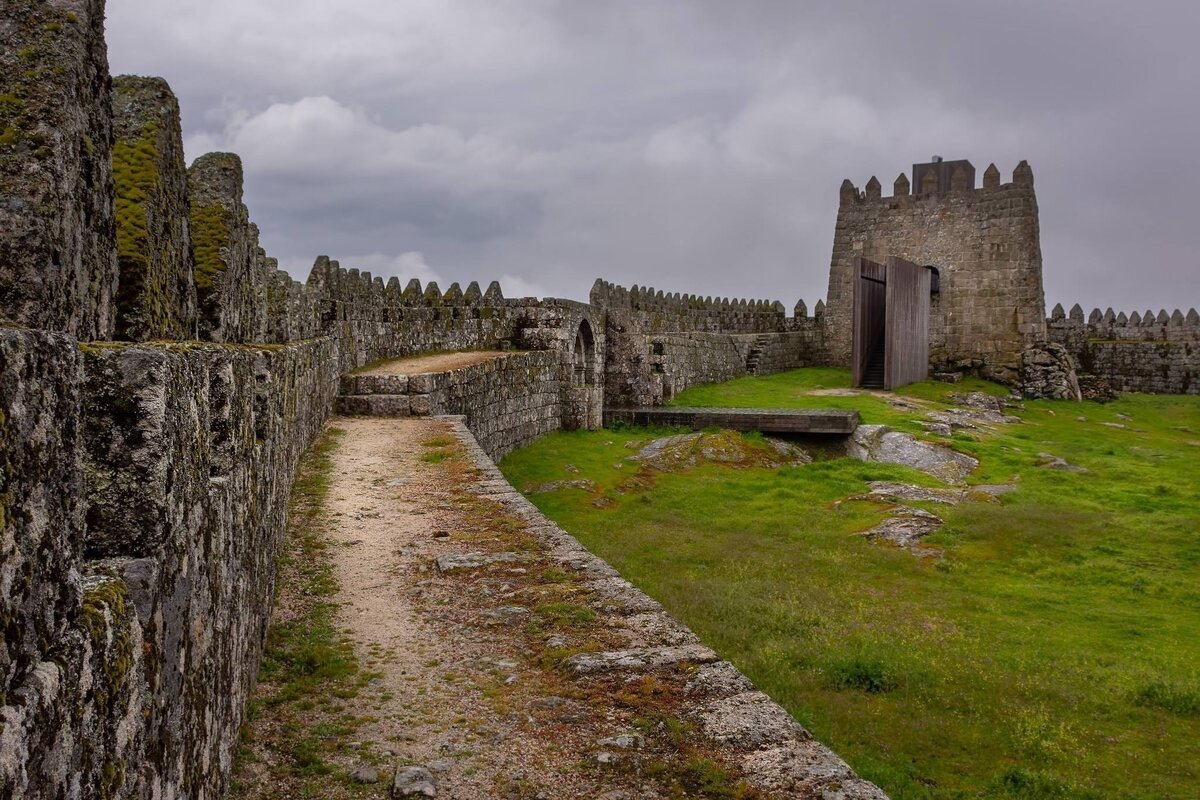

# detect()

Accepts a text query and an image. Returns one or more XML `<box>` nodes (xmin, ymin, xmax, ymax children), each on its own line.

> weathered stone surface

<box><xmin>698</xmin><ymin>691</ymin><xmax>807</xmax><ymax>748</ymax></box>
<box><xmin>0</xmin><ymin>0</ymin><xmax>117</xmax><ymax>339</ymax></box>
<box><xmin>825</xmin><ymin>162</ymin><xmax>1047</xmax><ymax>382</ymax></box>
<box><xmin>112</xmin><ymin>76</ymin><xmax>196</xmax><ymax>341</ymax></box>
<box><xmin>77</xmin><ymin>338</ymin><xmax>340</xmax><ymax>798</ymax></box>
<box><xmin>563</xmin><ymin>644</ymin><xmax>718</xmax><ymax>675</ymax></box>
<box><xmin>858</xmin><ymin>481</ymin><xmax>966</xmax><ymax>505</ymax></box>
<box><xmin>847</xmin><ymin>424</ymin><xmax>979</xmax><ymax>484</ymax></box>
<box><xmin>685</xmin><ymin>661</ymin><xmax>756</xmax><ymax>698</ymax></box>
<box><xmin>188</xmin><ymin>152</ymin><xmax>266</xmax><ymax>343</ymax></box>
<box><xmin>0</xmin><ymin>329</ymin><xmax>84</xmax><ymax>708</ymax></box>
<box><xmin>393</xmin><ymin>765</ymin><xmax>437</xmax><ymax>797</ymax></box>
<box><xmin>860</xmin><ymin>508</ymin><xmax>944</xmax><ymax>547</ymax></box>
<box><xmin>435</xmin><ymin>551</ymin><xmax>527</xmax><ymax>574</ymax></box>
<box><xmin>1019</xmin><ymin>342</ymin><xmax>1081</xmax><ymax>400</ymax></box>
<box><xmin>740</xmin><ymin>741</ymin><xmax>890</xmax><ymax>799</ymax></box>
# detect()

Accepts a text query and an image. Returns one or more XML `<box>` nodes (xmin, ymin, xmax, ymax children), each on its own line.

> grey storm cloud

<box><xmin>105</xmin><ymin>0</ymin><xmax>1200</xmax><ymax>311</ymax></box>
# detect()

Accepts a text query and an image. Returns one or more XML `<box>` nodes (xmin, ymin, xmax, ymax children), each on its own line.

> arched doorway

<box><xmin>573</xmin><ymin>319</ymin><xmax>596</xmax><ymax>387</ymax></box>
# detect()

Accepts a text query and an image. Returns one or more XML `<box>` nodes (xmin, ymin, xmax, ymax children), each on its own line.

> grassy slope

<box><xmin>499</xmin><ymin>369</ymin><xmax>1200</xmax><ymax>799</ymax></box>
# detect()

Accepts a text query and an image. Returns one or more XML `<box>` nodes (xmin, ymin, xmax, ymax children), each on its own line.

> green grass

<box><xmin>500</xmin><ymin>369</ymin><xmax>1200</xmax><ymax>799</ymax></box>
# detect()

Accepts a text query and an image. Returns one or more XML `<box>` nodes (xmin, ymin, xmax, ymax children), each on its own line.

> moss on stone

<box><xmin>80</xmin><ymin>579</ymin><xmax>127</xmax><ymax>646</ymax></box>
<box><xmin>113</xmin><ymin>120</ymin><xmax>172</xmax><ymax>337</ymax></box>
<box><xmin>113</xmin><ymin>123</ymin><xmax>159</xmax><ymax>263</ymax></box>
<box><xmin>191</xmin><ymin>202</ymin><xmax>231</xmax><ymax>292</ymax></box>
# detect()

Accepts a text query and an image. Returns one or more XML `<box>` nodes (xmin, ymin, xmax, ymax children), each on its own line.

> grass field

<box><xmin>499</xmin><ymin>369</ymin><xmax>1200</xmax><ymax>799</ymax></box>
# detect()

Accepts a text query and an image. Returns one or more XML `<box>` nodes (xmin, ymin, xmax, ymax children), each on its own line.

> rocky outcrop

<box><xmin>0</xmin><ymin>0</ymin><xmax>117</xmax><ymax>339</ymax></box>
<box><xmin>1019</xmin><ymin>342</ymin><xmax>1081</xmax><ymax>400</ymax></box>
<box><xmin>112</xmin><ymin>76</ymin><xmax>196</xmax><ymax>341</ymax></box>
<box><xmin>847</xmin><ymin>424</ymin><xmax>979</xmax><ymax>484</ymax></box>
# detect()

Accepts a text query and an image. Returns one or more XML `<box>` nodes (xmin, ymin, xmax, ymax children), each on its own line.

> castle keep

<box><xmin>826</xmin><ymin>158</ymin><xmax>1047</xmax><ymax>383</ymax></box>
<box><xmin>0</xmin><ymin>2</ymin><xmax>1197</xmax><ymax>798</ymax></box>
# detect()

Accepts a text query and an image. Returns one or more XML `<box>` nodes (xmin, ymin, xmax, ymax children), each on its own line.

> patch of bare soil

<box><xmin>358</xmin><ymin>351</ymin><xmax>518</xmax><ymax>376</ymax></box>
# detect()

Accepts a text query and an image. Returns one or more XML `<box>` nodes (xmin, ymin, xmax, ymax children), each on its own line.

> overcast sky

<box><xmin>106</xmin><ymin>1</ymin><xmax>1199</xmax><ymax>313</ymax></box>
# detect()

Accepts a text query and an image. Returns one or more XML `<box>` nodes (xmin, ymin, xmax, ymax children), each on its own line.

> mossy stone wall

<box><xmin>111</xmin><ymin>76</ymin><xmax>196</xmax><ymax>341</ymax></box>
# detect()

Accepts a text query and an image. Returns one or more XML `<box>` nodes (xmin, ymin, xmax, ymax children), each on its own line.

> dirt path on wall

<box><xmin>234</xmin><ymin>415</ymin><xmax>882</xmax><ymax>799</ymax></box>
<box><xmin>234</xmin><ymin>416</ymin><xmax>662</xmax><ymax>799</ymax></box>
<box><xmin>358</xmin><ymin>351</ymin><xmax>518</xmax><ymax>375</ymax></box>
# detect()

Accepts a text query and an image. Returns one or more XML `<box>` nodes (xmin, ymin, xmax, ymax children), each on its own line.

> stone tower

<box><xmin>823</xmin><ymin>158</ymin><xmax>1047</xmax><ymax>382</ymax></box>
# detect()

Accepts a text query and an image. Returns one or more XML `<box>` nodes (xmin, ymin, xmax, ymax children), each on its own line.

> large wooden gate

<box><xmin>851</xmin><ymin>256</ymin><xmax>931</xmax><ymax>390</ymax></box>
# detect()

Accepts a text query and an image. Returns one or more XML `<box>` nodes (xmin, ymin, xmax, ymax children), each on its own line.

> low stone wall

<box><xmin>446</xmin><ymin>417</ymin><xmax>888</xmax><ymax>799</ymax></box>
<box><xmin>340</xmin><ymin>351</ymin><xmax>574</xmax><ymax>460</ymax></box>
<box><xmin>748</xmin><ymin>328</ymin><xmax>827</xmax><ymax>375</ymax></box>
<box><xmin>648</xmin><ymin>332</ymin><xmax>750</xmax><ymax>403</ymax></box>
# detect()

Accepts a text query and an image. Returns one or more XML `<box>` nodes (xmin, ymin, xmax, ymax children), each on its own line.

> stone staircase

<box><xmin>745</xmin><ymin>334</ymin><xmax>771</xmax><ymax>375</ymax></box>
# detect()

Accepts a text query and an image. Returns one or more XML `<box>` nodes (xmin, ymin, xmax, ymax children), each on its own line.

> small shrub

<box><xmin>829</xmin><ymin>655</ymin><xmax>898</xmax><ymax>694</ymax></box>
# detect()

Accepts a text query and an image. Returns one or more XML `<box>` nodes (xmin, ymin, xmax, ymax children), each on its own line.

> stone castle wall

<box><xmin>112</xmin><ymin>76</ymin><xmax>197</xmax><ymax>341</ymax></box>
<box><xmin>1047</xmin><ymin>304</ymin><xmax>1200</xmax><ymax>394</ymax></box>
<box><xmin>0</xmin><ymin>0</ymin><xmax>117</xmax><ymax>340</ymax></box>
<box><xmin>824</xmin><ymin>162</ymin><xmax>1047</xmax><ymax>382</ymax></box>
<box><xmin>591</xmin><ymin>279</ymin><xmax>828</xmax><ymax>406</ymax></box>
<box><xmin>0</xmin><ymin>4</ymin><xmax>605</xmax><ymax>796</ymax></box>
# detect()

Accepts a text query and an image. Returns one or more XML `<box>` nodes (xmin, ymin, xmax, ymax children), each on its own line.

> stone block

<box><xmin>409</xmin><ymin>394</ymin><xmax>434</xmax><ymax>416</ymax></box>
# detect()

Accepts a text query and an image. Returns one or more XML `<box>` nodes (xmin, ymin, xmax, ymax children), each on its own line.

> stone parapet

<box><xmin>0</xmin><ymin>0</ymin><xmax>117</xmax><ymax>339</ymax></box>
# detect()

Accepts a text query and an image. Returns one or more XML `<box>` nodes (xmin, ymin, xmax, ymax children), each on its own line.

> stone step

<box><xmin>337</xmin><ymin>394</ymin><xmax>413</xmax><ymax>417</ymax></box>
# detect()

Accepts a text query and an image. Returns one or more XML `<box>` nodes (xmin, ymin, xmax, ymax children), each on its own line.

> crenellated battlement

<box><xmin>589</xmin><ymin>278</ymin><xmax>824</xmax><ymax>332</ymax></box>
<box><xmin>838</xmin><ymin>160</ymin><xmax>1035</xmax><ymax>206</ymax></box>
<box><xmin>1048</xmin><ymin>302</ymin><xmax>1200</xmax><ymax>342</ymax></box>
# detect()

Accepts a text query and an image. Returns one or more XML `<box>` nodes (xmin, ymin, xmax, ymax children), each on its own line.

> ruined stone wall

<box><xmin>1048</xmin><ymin>305</ymin><xmax>1200</xmax><ymax>394</ymax></box>
<box><xmin>0</xmin><ymin>0</ymin><xmax>117</xmax><ymax>340</ymax></box>
<box><xmin>824</xmin><ymin>162</ymin><xmax>1047</xmax><ymax>382</ymax></box>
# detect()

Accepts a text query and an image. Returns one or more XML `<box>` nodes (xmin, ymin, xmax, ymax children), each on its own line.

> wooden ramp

<box><xmin>605</xmin><ymin>407</ymin><xmax>860</xmax><ymax>435</ymax></box>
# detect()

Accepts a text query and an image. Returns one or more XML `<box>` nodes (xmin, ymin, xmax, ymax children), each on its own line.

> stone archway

<box><xmin>572</xmin><ymin>318</ymin><xmax>596</xmax><ymax>387</ymax></box>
